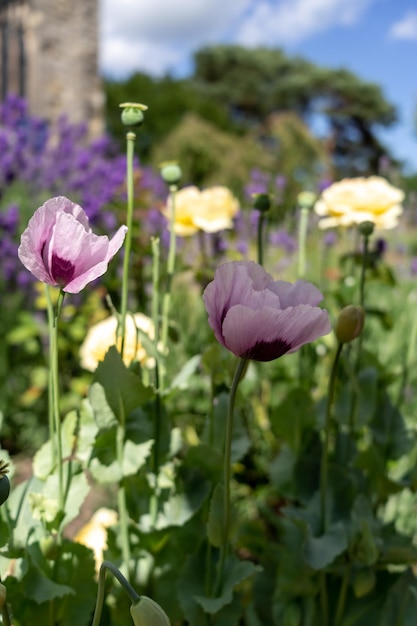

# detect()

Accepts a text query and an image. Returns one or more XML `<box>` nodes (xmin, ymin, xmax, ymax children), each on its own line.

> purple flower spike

<box><xmin>18</xmin><ymin>196</ymin><xmax>127</xmax><ymax>293</ymax></box>
<box><xmin>203</xmin><ymin>261</ymin><xmax>331</xmax><ymax>362</ymax></box>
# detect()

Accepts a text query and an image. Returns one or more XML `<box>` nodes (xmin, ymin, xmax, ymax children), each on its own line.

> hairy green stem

<box><xmin>334</xmin><ymin>565</ymin><xmax>350</xmax><ymax>625</ymax></box>
<box><xmin>49</xmin><ymin>288</ymin><xmax>65</xmax><ymax>513</ymax></box>
<box><xmin>159</xmin><ymin>184</ymin><xmax>178</xmax><ymax>391</ymax></box>
<box><xmin>116</xmin><ymin>419</ymin><xmax>131</xmax><ymax>575</ymax></box>
<box><xmin>91</xmin><ymin>560</ymin><xmax>140</xmax><ymax>626</ymax></box>
<box><xmin>119</xmin><ymin>130</ymin><xmax>136</xmax><ymax>356</ymax></box>
<box><xmin>257</xmin><ymin>212</ymin><xmax>266</xmax><ymax>266</ymax></box>
<box><xmin>297</xmin><ymin>207</ymin><xmax>309</xmax><ymax>278</ymax></box>
<box><xmin>320</xmin><ymin>342</ymin><xmax>343</xmax><ymax>533</ymax></box>
<box><xmin>150</xmin><ymin>236</ymin><xmax>161</xmax><ymax>524</ymax></box>
<box><xmin>216</xmin><ymin>358</ymin><xmax>247</xmax><ymax>594</ymax></box>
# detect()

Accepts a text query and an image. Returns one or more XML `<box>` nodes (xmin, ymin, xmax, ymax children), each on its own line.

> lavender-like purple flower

<box><xmin>18</xmin><ymin>196</ymin><xmax>127</xmax><ymax>293</ymax></box>
<box><xmin>203</xmin><ymin>261</ymin><xmax>331</xmax><ymax>361</ymax></box>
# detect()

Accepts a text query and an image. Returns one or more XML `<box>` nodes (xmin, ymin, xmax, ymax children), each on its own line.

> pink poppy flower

<box><xmin>203</xmin><ymin>261</ymin><xmax>331</xmax><ymax>361</ymax></box>
<box><xmin>18</xmin><ymin>196</ymin><xmax>127</xmax><ymax>293</ymax></box>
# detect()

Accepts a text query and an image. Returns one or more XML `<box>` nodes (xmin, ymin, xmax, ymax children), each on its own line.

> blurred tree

<box><xmin>192</xmin><ymin>45</ymin><xmax>397</xmax><ymax>176</ymax></box>
<box><xmin>104</xmin><ymin>72</ymin><xmax>234</xmax><ymax>159</ymax></box>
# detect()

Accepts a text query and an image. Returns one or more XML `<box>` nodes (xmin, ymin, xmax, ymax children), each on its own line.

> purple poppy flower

<box><xmin>203</xmin><ymin>261</ymin><xmax>331</xmax><ymax>362</ymax></box>
<box><xmin>18</xmin><ymin>196</ymin><xmax>127</xmax><ymax>293</ymax></box>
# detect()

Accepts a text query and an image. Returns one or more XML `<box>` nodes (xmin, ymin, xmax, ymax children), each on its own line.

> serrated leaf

<box><xmin>122</xmin><ymin>439</ymin><xmax>154</xmax><ymax>476</ymax></box>
<box><xmin>92</xmin><ymin>346</ymin><xmax>154</xmax><ymax>422</ymax></box>
<box><xmin>33</xmin><ymin>411</ymin><xmax>79</xmax><ymax>479</ymax></box>
<box><xmin>195</xmin><ymin>556</ymin><xmax>262</xmax><ymax>614</ymax></box>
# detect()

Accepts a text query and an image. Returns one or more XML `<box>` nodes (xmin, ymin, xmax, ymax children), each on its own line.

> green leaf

<box><xmin>122</xmin><ymin>439</ymin><xmax>154</xmax><ymax>476</ymax></box>
<box><xmin>207</xmin><ymin>484</ymin><xmax>224</xmax><ymax>548</ymax></box>
<box><xmin>92</xmin><ymin>346</ymin><xmax>154</xmax><ymax>423</ymax></box>
<box><xmin>89</xmin><ymin>382</ymin><xmax>117</xmax><ymax>429</ymax></box>
<box><xmin>195</xmin><ymin>555</ymin><xmax>262</xmax><ymax>614</ymax></box>
<box><xmin>168</xmin><ymin>354</ymin><xmax>201</xmax><ymax>392</ymax></box>
<box><xmin>303</xmin><ymin>521</ymin><xmax>348</xmax><ymax>570</ymax></box>
<box><xmin>270</xmin><ymin>388</ymin><xmax>316</xmax><ymax>452</ymax></box>
<box><xmin>22</xmin><ymin>543</ymin><xmax>74</xmax><ymax>603</ymax></box>
<box><xmin>33</xmin><ymin>411</ymin><xmax>79</xmax><ymax>479</ymax></box>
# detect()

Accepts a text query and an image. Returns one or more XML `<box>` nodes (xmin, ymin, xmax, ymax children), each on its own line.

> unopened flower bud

<box><xmin>358</xmin><ymin>221</ymin><xmax>374</xmax><ymax>237</ymax></box>
<box><xmin>335</xmin><ymin>305</ymin><xmax>365</xmax><ymax>344</ymax></box>
<box><xmin>0</xmin><ymin>460</ymin><xmax>10</xmax><ymax>506</ymax></box>
<box><xmin>160</xmin><ymin>162</ymin><xmax>182</xmax><ymax>186</ymax></box>
<box><xmin>130</xmin><ymin>596</ymin><xmax>171</xmax><ymax>626</ymax></box>
<box><xmin>252</xmin><ymin>193</ymin><xmax>271</xmax><ymax>213</ymax></box>
<box><xmin>120</xmin><ymin>102</ymin><xmax>148</xmax><ymax>127</ymax></box>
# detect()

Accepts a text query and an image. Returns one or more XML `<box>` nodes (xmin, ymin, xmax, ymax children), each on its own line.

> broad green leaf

<box><xmin>33</xmin><ymin>411</ymin><xmax>78</xmax><ymax>479</ymax></box>
<box><xmin>168</xmin><ymin>354</ymin><xmax>201</xmax><ymax>393</ymax></box>
<box><xmin>303</xmin><ymin>521</ymin><xmax>348</xmax><ymax>570</ymax></box>
<box><xmin>195</xmin><ymin>555</ymin><xmax>262</xmax><ymax>614</ymax></box>
<box><xmin>92</xmin><ymin>346</ymin><xmax>154</xmax><ymax>423</ymax></box>
<box><xmin>270</xmin><ymin>388</ymin><xmax>316</xmax><ymax>452</ymax></box>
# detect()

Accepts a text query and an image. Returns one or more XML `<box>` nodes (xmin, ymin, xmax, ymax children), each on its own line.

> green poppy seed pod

<box><xmin>130</xmin><ymin>596</ymin><xmax>171</xmax><ymax>626</ymax></box>
<box><xmin>252</xmin><ymin>193</ymin><xmax>271</xmax><ymax>213</ymax></box>
<box><xmin>0</xmin><ymin>460</ymin><xmax>10</xmax><ymax>506</ymax></box>
<box><xmin>160</xmin><ymin>162</ymin><xmax>182</xmax><ymax>186</ymax></box>
<box><xmin>120</xmin><ymin>102</ymin><xmax>148</xmax><ymax>127</ymax></box>
<box><xmin>358</xmin><ymin>220</ymin><xmax>375</xmax><ymax>237</ymax></box>
<box><xmin>297</xmin><ymin>191</ymin><xmax>316</xmax><ymax>209</ymax></box>
<box><xmin>335</xmin><ymin>305</ymin><xmax>365</xmax><ymax>344</ymax></box>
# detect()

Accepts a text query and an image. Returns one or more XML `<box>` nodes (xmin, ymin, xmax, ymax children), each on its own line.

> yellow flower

<box><xmin>314</xmin><ymin>176</ymin><xmax>404</xmax><ymax>230</ymax></box>
<box><xmin>79</xmin><ymin>313</ymin><xmax>154</xmax><ymax>371</ymax></box>
<box><xmin>163</xmin><ymin>185</ymin><xmax>240</xmax><ymax>236</ymax></box>
<box><xmin>74</xmin><ymin>508</ymin><xmax>117</xmax><ymax>571</ymax></box>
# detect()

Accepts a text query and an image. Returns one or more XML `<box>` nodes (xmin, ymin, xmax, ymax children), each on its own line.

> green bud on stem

<box><xmin>120</xmin><ymin>102</ymin><xmax>148</xmax><ymax>127</ymax></box>
<box><xmin>160</xmin><ymin>161</ymin><xmax>182</xmax><ymax>186</ymax></box>
<box><xmin>130</xmin><ymin>596</ymin><xmax>171</xmax><ymax>626</ymax></box>
<box><xmin>252</xmin><ymin>193</ymin><xmax>271</xmax><ymax>213</ymax></box>
<box><xmin>335</xmin><ymin>305</ymin><xmax>365</xmax><ymax>344</ymax></box>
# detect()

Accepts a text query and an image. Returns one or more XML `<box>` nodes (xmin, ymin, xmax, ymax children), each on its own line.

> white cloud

<box><xmin>389</xmin><ymin>10</ymin><xmax>417</xmax><ymax>40</ymax></box>
<box><xmin>99</xmin><ymin>0</ymin><xmax>378</xmax><ymax>77</ymax></box>
<box><xmin>99</xmin><ymin>0</ymin><xmax>250</xmax><ymax>77</ymax></box>
<box><xmin>234</xmin><ymin>0</ymin><xmax>377</xmax><ymax>46</ymax></box>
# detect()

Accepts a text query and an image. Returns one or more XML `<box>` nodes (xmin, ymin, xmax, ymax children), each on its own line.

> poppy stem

<box><xmin>119</xmin><ymin>130</ymin><xmax>136</xmax><ymax>357</ymax></box>
<box><xmin>91</xmin><ymin>561</ymin><xmax>140</xmax><ymax>626</ymax></box>
<box><xmin>160</xmin><ymin>184</ymin><xmax>178</xmax><ymax>392</ymax></box>
<box><xmin>48</xmin><ymin>288</ymin><xmax>65</xmax><ymax>515</ymax></box>
<box><xmin>257</xmin><ymin>212</ymin><xmax>266</xmax><ymax>266</ymax></box>
<box><xmin>297</xmin><ymin>206</ymin><xmax>309</xmax><ymax>278</ymax></box>
<box><xmin>320</xmin><ymin>341</ymin><xmax>343</xmax><ymax>533</ymax></box>
<box><xmin>216</xmin><ymin>357</ymin><xmax>247</xmax><ymax>595</ymax></box>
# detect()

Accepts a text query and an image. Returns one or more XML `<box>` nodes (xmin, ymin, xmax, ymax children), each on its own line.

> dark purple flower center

<box><xmin>51</xmin><ymin>253</ymin><xmax>75</xmax><ymax>286</ymax></box>
<box><xmin>241</xmin><ymin>338</ymin><xmax>291</xmax><ymax>362</ymax></box>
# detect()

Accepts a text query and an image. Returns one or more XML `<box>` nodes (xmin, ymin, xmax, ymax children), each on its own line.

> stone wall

<box><xmin>0</xmin><ymin>0</ymin><xmax>104</xmax><ymax>135</ymax></box>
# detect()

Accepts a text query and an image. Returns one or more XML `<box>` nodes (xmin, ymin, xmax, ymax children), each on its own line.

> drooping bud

<box><xmin>130</xmin><ymin>596</ymin><xmax>171</xmax><ymax>626</ymax></box>
<box><xmin>335</xmin><ymin>305</ymin><xmax>365</xmax><ymax>344</ymax></box>
<box><xmin>252</xmin><ymin>193</ymin><xmax>271</xmax><ymax>213</ymax></box>
<box><xmin>160</xmin><ymin>161</ymin><xmax>182</xmax><ymax>186</ymax></box>
<box><xmin>120</xmin><ymin>102</ymin><xmax>148</xmax><ymax>127</ymax></box>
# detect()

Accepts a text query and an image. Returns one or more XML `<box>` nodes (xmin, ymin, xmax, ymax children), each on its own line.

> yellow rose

<box><xmin>314</xmin><ymin>176</ymin><xmax>404</xmax><ymax>230</ymax></box>
<box><xmin>163</xmin><ymin>185</ymin><xmax>240</xmax><ymax>236</ymax></box>
<box><xmin>80</xmin><ymin>313</ymin><xmax>154</xmax><ymax>371</ymax></box>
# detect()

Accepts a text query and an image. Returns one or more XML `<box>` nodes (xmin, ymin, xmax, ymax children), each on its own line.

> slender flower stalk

<box><xmin>47</xmin><ymin>287</ymin><xmax>65</xmax><ymax>513</ymax></box>
<box><xmin>296</xmin><ymin>192</ymin><xmax>315</xmax><ymax>279</ymax></box>
<box><xmin>150</xmin><ymin>237</ymin><xmax>162</xmax><ymax>525</ymax></box>
<box><xmin>118</xmin><ymin>129</ymin><xmax>136</xmax><ymax>357</ymax></box>
<box><xmin>320</xmin><ymin>341</ymin><xmax>343</xmax><ymax>533</ymax></box>
<box><xmin>91</xmin><ymin>561</ymin><xmax>140</xmax><ymax>626</ymax></box>
<box><xmin>159</xmin><ymin>183</ymin><xmax>178</xmax><ymax>392</ymax></box>
<box><xmin>358</xmin><ymin>221</ymin><xmax>374</xmax><ymax>308</ymax></box>
<box><xmin>216</xmin><ymin>358</ymin><xmax>247</xmax><ymax>594</ymax></box>
<box><xmin>253</xmin><ymin>194</ymin><xmax>270</xmax><ymax>266</ymax></box>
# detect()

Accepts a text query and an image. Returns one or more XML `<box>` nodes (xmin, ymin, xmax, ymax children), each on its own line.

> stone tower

<box><xmin>0</xmin><ymin>0</ymin><xmax>104</xmax><ymax>135</ymax></box>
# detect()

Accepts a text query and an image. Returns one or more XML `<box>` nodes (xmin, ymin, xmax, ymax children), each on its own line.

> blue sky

<box><xmin>99</xmin><ymin>0</ymin><xmax>417</xmax><ymax>173</ymax></box>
